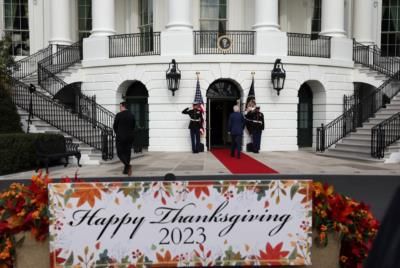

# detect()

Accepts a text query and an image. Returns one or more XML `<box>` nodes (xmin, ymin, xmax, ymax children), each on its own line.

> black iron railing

<box><xmin>316</xmin><ymin>106</ymin><xmax>358</xmax><ymax>152</ymax></box>
<box><xmin>317</xmin><ymin>41</ymin><xmax>400</xmax><ymax>153</ymax></box>
<box><xmin>194</xmin><ymin>31</ymin><xmax>255</xmax><ymax>55</ymax></box>
<box><xmin>9</xmin><ymin>77</ymin><xmax>114</xmax><ymax>160</ymax></box>
<box><xmin>38</xmin><ymin>41</ymin><xmax>82</xmax><ymax>89</ymax></box>
<box><xmin>371</xmin><ymin>113</ymin><xmax>400</xmax><ymax>159</ymax></box>
<box><xmin>344</xmin><ymin>93</ymin><xmax>358</xmax><ymax>112</ymax></box>
<box><xmin>287</xmin><ymin>33</ymin><xmax>331</xmax><ymax>58</ymax></box>
<box><xmin>109</xmin><ymin>32</ymin><xmax>161</xmax><ymax>58</ymax></box>
<box><xmin>353</xmin><ymin>41</ymin><xmax>400</xmax><ymax>78</ymax></box>
<box><xmin>10</xmin><ymin>46</ymin><xmax>52</xmax><ymax>79</ymax></box>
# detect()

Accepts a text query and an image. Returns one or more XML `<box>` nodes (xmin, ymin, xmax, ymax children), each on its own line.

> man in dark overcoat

<box><xmin>113</xmin><ymin>101</ymin><xmax>135</xmax><ymax>175</ymax></box>
<box><xmin>228</xmin><ymin>105</ymin><xmax>245</xmax><ymax>159</ymax></box>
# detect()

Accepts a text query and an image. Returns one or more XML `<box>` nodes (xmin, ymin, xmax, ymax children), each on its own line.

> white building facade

<box><xmin>5</xmin><ymin>0</ymin><xmax>400</xmax><ymax>161</ymax></box>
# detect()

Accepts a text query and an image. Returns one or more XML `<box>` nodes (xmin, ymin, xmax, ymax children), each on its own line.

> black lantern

<box><xmin>166</xmin><ymin>59</ymin><xmax>181</xmax><ymax>96</ymax></box>
<box><xmin>271</xmin><ymin>59</ymin><xmax>286</xmax><ymax>96</ymax></box>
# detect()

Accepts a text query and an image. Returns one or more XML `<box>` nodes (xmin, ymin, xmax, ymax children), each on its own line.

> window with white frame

<box><xmin>381</xmin><ymin>0</ymin><xmax>400</xmax><ymax>56</ymax></box>
<box><xmin>311</xmin><ymin>0</ymin><xmax>321</xmax><ymax>35</ymax></box>
<box><xmin>4</xmin><ymin>0</ymin><xmax>29</xmax><ymax>56</ymax></box>
<box><xmin>200</xmin><ymin>0</ymin><xmax>227</xmax><ymax>32</ymax></box>
<box><xmin>199</xmin><ymin>0</ymin><xmax>227</xmax><ymax>48</ymax></box>
<box><xmin>78</xmin><ymin>0</ymin><xmax>92</xmax><ymax>40</ymax></box>
<box><xmin>139</xmin><ymin>0</ymin><xmax>153</xmax><ymax>52</ymax></box>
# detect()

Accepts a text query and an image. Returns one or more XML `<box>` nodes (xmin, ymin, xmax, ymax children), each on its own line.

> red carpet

<box><xmin>211</xmin><ymin>148</ymin><xmax>278</xmax><ymax>174</ymax></box>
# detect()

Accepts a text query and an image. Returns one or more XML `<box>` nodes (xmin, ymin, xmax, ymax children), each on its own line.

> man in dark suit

<box><xmin>182</xmin><ymin>103</ymin><xmax>202</xmax><ymax>153</ymax></box>
<box><xmin>228</xmin><ymin>105</ymin><xmax>245</xmax><ymax>159</ymax></box>
<box><xmin>113</xmin><ymin>102</ymin><xmax>135</xmax><ymax>176</ymax></box>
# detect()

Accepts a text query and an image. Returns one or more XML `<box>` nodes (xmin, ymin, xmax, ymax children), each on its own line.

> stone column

<box><xmin>91</xmin><ymin>0</ymin><xmax>115</xmax><ymax>36</ymax></box>
<box><xmin>161</xmin><ymin>0</ymin><xmax>193</xmax><ymax>55</ymax></box>
<box><xmin>49</xmin><ymin>0</ymin><xmax>72</xmax><ymax>45</ymax></box>
<box><xmin>166</xmin><ymin>0</ymin><xmax>193</xmax><ymax>31</ymax></box>
<box><xmin>321</xmin><ymin>0</ymin><xmax>346</xmax><ymax>37</ymax></box>
<box><xmin>253</xmin><ymin>0</ymin><xmax>280</xmax><ymax>31</ymax></box>
<box><xmin>84</xmin><ymin>0</ymin><xmax>115</xmax><ymax>60</ymax></box>
<box><xmin>353</xmin><ymin>0</ymin><xmax>374</xmax><ymax>44</ymax></box>
<box><xmin>253</xmin><ymin>0</ymin><xmax>287</xmax><ymax>56</ymax></box>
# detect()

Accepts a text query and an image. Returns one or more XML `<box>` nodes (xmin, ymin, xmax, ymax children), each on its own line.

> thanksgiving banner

<box><xmin>48</xmin><ymin>180</ymin><xmax>312</xmax><ymax>267</ymax></box>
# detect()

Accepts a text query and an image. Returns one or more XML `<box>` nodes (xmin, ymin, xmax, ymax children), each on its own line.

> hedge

<box><xmin>0</xmin><ymin>84</ymin><xmax>23</xmax><ymax>134</ymax></box>
<box><xmin>0</xmin><ymin>133</ymin><xmax>65</xmax><ymax>175</ymax></box>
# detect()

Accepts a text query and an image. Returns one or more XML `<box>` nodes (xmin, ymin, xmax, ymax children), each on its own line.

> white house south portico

<box><xmin>5</xmin><ymin>0</ymin><xmax>400</xmax><ymax>163</ymax></box>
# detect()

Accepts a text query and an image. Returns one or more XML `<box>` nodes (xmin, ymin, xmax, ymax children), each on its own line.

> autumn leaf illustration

<box><xmin>153</xmin><ymin>250</ymin><xmax>179</xmax><ymax>267</ymax></box>
<box><xmin>188</xmin><ymin>181</ymin><xmax>214</xmax><ymax>198</ymax></box>
<box><xmin>70</xmin><ymin>183</ymin><xmax>102</xmax><ymax>207</ymax></box>
<box><xmin>258</xmin><ymin>242</ymin><xmax>289</xmax><ymax>266</ymax></box>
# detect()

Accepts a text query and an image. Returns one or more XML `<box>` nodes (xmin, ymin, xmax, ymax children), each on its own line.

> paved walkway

<box><xmin>1</xmin><ymin>149</ymin><xmax>399</xmax><ymax>180</ymax></box>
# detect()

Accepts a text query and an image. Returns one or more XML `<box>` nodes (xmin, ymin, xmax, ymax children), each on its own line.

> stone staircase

<box><xmin>16</xmin><ymin>63</ymin><xmax>110</xmax><ymax>165</ymax></box>
<box><xmin>353</xmin><ymin>64</ymin><xmax>389</xmax><ymax>88</ymax></box>
<box><xmin>320</xmin><ymin>90</ymin><xmax>400</xmax><ymax>162</ymax></box>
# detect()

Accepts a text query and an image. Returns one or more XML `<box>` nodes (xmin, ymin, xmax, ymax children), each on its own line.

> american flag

<box><xmin>194</xmin><ymin>78</ymin><xmax>205</xmax><ymax>134</ymax></box>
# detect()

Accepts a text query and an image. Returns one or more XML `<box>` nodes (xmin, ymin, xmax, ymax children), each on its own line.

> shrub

<box><xmin>0</xmin><ymin>85</ymin><xmax>22</xmax><ymax>134</ymax></box>
<box><xmin>0</xmin><ymin>133</ymin><xmax>65</xmax><ymax>175</ymax></box>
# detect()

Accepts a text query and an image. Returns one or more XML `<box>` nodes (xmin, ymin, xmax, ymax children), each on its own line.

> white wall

<box><xmin>79</xmin><ymin>57</ymin><xmax>353</xmax><ymax>152</ymax></box>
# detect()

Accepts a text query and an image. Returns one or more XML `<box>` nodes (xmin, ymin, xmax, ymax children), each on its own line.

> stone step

<box><xmin>354</xmin><ymin>128</ymin><xmax>372</xmax><ymax>134</ymax></box>
<box><xmin>332</xmin><ymin>144</ymin><xmax>371</xmax><ymax>154</ymax></box>
<box><xmin>317</xmin><ymin>150</ymin><xmax>383</xmax><ymax>162</ymax></box>
<box><xmin>339</xmin><ymin>138</ymin><xmax>371</xmax><ymax>146</ymax></box>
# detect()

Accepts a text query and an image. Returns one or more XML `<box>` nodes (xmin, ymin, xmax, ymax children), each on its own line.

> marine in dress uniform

<box><xmin>250</xmin><ymin>106</ymin><xmax>265</xmax><ymax>153</ymax></box>
<box><xmin>182</xmin><ymin>103</ymin><xmax>202</xmax><ymax>153</ymax></box>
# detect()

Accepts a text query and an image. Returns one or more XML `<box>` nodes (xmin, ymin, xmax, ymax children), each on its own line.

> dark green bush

<box><xmin>0</xmin><ymin>84</ymin><xmax>22</xmax><ymax>134</ymax></box>
<box><xmin>0</xmin><ymin>133</ymin><xmax>64</xmax><ymax>175</ymax></box>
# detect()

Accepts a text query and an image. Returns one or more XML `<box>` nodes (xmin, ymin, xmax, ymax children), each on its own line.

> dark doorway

<box><xmin>297</xmin><ymin>83</ymin><xmax>313</xmax><ymax>147</ymax></box>
<box><xmin>208</xmin><ymin>99</ymin><xmax>237</xmax><ymax>147</ymax></box>
<box><xmin>206</xmin><ymin>80</ymin><xmax>241</xmax><ymax>150</ymax></box>
<box><xmin>125</xmin><ymin>81</ymin><xmax>149</xmax><ymax>151</ymax></box>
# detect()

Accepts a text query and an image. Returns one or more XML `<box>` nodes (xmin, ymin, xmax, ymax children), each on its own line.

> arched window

<box><xmin>206</xmin><ymin>80</ymin><xmax>241</xmax><ymax>99</ymax></box>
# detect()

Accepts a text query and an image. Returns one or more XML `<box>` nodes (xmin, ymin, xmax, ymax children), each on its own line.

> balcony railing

<box><xmin>109</xmin><ymin>32</ymin><xmax>161</xmax><ymax>58</ymax></box>
<box><xmin>371</xmin><ymin>112</ymin><xmax>400</xmax><ymax>159</ymax></box>
<box><xmin>194</xmin><ymin>31</ymin><xmax>255</xmax><ymax>55</ymax></box>
<box><xmin>287</xmin><ymin>33</ymin><xmax>331</xmax><ymax>58</ymax></box>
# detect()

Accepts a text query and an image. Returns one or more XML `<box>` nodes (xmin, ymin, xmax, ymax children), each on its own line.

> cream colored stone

<box><xmin>15</xmin><ymin>233</ymin><xmax>50</xmax><ymax>268</ymax></box>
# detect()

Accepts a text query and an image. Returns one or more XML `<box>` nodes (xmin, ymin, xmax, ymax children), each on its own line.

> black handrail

<box><xmin>353</xmin><ymin>41</ymin><xmax>400</xmax><ymax>78</ymax></box>
<box><xmin>109</xmin><ymin>32</ymin><xmax>161</xmax><ymax>58</ymax></box>
<box><xmin>287</xmin><ymin>33</ymin><xmax>331</xmax><ymax>58</ymax></box>
<box><xmin>371</xmin><ymin>113</ymin><xmax>400</xmax><ymax>159</ymax></box>
<box><xmin>8</xmin><ymin>76</ymin><xmax>114</xmax><ymax>160</ymax></box>
<box><xmin>26</xmin><ymin>41</ymin><xmax>116</xmax><ymax>160</ymax></box>
<box><xmin>10</xmin><ymin>45</ymin><xmax>52</xmax><ymax>79</ymax></box>
<box><xmin>194</xmin><ymin>31</ymin><xmax>255</xmax><ymax>55</ymax></box>
<box><xmin>38</xmin><ymin>41</ymin><xmax>82</xmax><ymax>91</ymax></box>
<box><xmin>317</xmin><ymin>41</ymin><xmax>400</xmax><ymax>152</ymax></box>
<box><xmin>316</xmin><ymin>106</ymin><xmax>357</xmax><ymax>152</ymax></box>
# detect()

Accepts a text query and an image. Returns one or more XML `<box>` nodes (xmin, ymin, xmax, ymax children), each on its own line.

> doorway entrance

<box><xmin>125</xmin><ymin>81</ymin><xmax>149</xmax><ymax>151</ymax></box>
<box><xmin>297</xmin><ymin>83</ymin><xmax>313</xmax><ymax>147</ymax></box>
<box><xmin>206</xmin><ymin>80</ymin><xmax>241</xmax><ymax>150</ymax></box>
